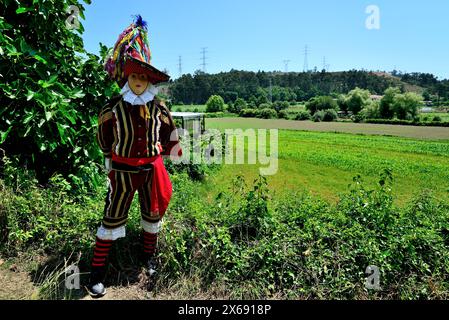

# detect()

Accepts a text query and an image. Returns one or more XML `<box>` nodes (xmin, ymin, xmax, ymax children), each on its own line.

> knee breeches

<box><xmin>97</xmin><ymin>168</ymin><xmax>162</xmax><ymax>240</ymax></box>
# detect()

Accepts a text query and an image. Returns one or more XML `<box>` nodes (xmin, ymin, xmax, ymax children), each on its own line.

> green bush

<box><xmin>2</xmin><ymin>162</ymin><xmax>449</xmax><ymax>299</ymax></box>
<box><xmin>0</xmin><ymin>0</ymin><xmax>119</xmax><ymax>185</ymax></box>
<box><xmin>306</xmin><ymin>96</ymin><xmax>338</xmax><ymax>114</ymax></box>
<box><xmin>295</xmin><ymin>110</ymin><xmax>311</xmax><ymax>121</ymax></box>
<box><xmin>206</xmin><ymin>95</ymin><xmax>225</xmax><ymax>113</ymax></box>
<box><xmin>233</xmin><ymin>98</ymin><xmax>247</xmax><ymax>114</ymax></box>
<box><xmin>322</xmin><ymin>109</ymin><xmax>338</xmax><ymax>122</ymax></box>
<box><xmin>278</xmin><ymin>110</ymin><xmax>290</xmax><ymax>119</ymax></box>
<box><xmin>312</xmin><ymin>110</ymin><xmax>325</xmax><ymax>122</ymax></box>
<box><xmin>272</xmin><ymin>101</ymin><xmax>290</xmax><ymax>112</ymax></box>
<box><xmin>258</xmin><ymin>103</ymin><xmax>272</xmax><ymax>110</ymax></box>
<box><xmin>433</xmin><ymin>116</ymin><xmax>442</xmax><ymax>122</ymax></box>
<box><xmin>239</xmin><ymin>108</ymin><xmax>259</xmax><ymax>118</ymax></box>
<box><xmin>257</xmin><ymin>108</ymin><xmax>277</xmax><ymax>119</ymax></box>
<box><xmin>353</xmin><ymin>112</ymin><xmax>367</xmax><ymax>123</ymax></box>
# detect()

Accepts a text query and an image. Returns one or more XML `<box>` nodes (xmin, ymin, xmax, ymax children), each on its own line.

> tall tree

<box><xmin>0</xmin><ymin>0</ymin><xmax>117</xmax><ymax>183</ymax></box>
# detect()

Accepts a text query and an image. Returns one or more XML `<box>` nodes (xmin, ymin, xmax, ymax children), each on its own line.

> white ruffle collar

<box><xmin>120</xmin><ymin>81</ymin><xmax>159</xmax><ymax>105</ymax></box>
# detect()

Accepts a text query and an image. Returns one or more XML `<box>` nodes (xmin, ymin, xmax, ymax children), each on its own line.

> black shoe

<box><xmin>146</xmin><ymin>255</ymin><xmax>158</xmax><ymax>277</ymax></box>
<box><xmin>85</xmin><ymin>267</ymin><xmax>107</xmax><ymax>298</ymax></box>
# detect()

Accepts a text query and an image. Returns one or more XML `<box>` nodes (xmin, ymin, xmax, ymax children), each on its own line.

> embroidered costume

<box><xmin>86</xmin><ymin>15</ymin><xmax>180</xmax><ymax>297</ymax></box>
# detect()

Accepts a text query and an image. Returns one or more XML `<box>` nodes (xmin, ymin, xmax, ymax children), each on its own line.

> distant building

<box><xmin>370</xmin><ymin>95</ymin><xmax>383</xmax><ymax>101</ymax></box>
<box><xmin>171</xmin><ymin>112</ymin><xmax>205</xmax><ymax>134</ymax></box>
<box><xmin>420</xmin><ymin>107</ymin><xmax>434</xmax><ymax>113</ymax></box>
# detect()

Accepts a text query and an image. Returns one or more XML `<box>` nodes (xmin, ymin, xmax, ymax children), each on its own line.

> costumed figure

<box><xmin>86</xmin><ymin>15</ymin><xmax>181</xmax><ymax>298</ymax></box>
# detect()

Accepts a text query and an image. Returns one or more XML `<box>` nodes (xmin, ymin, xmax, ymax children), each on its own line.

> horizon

<box><xmin>81</xmin><ymin>0</ymin><xmax>449</xmax><ymax>81</ymax></box>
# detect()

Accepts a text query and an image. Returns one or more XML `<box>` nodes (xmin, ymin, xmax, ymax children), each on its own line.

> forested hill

<box><xmin>169</xmin><ymin>69</ymin><xmax>449</xmax><ymax>105</ymax></box>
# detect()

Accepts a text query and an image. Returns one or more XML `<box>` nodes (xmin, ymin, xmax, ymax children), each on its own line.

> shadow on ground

<box><xmin>27</xmin><ymin>233</ymin><xmax>157</xmax><ymax>300</ymax></box>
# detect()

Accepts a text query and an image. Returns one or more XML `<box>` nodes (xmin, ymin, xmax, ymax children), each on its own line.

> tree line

<box><xmin>169</xmin><ymin>69</ymin><xmax>449</xmax><ymax>106</ymax></box>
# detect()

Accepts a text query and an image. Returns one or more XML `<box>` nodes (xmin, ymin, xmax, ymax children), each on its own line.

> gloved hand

<box><xmin>105</xmin><ymin>157</ymin><xmax>112</xmax><ymax>173</ymax></box>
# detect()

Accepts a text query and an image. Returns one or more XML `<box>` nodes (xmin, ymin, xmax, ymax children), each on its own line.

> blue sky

<box><xmin>81</xmin><ymin>0</ymin><xmax>449</xmax><ymax>80</ymax></box>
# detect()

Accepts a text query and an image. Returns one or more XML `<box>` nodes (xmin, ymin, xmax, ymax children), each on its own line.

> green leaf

<box><xmin>33</xmin><ymin>54</ymin><xmax>48</xmax><ymax>65</ymax></box>
<box><xmin>57</xmin><ymin>123</ymin><xmax>69</xmax><ymax>144</ymax></box>
<box><xmin>71</xmin><ymin>90</ymin><xmax>85</xmax><ymax>99</ymax></box>
<box><xmin>16</xmin><ymin>7</ymin><xmax>33</xmax><ymax>14</ymax></box>
<box><xmin>23</xmin><ymin>112</ymin><xmax>34</xmax><ymax>124</ymax></box>
<box><xmin>60</xmin><ymin>109</ymin><xmax>77</xmax><ymax>125</ymax></box>
<box><xmin>26</xmin><ymin>90</ymin><xmax>35</xmax><ymax>101</ymax></box>
<box><xmin>0</xmin><ymin>127</ymin><xmax>12</xmax><ymax>144</ymax></box>
<box><xmin>45</xmin><ymin>111</ymin><xmax>52</xmax><ymax>121</ymax></box>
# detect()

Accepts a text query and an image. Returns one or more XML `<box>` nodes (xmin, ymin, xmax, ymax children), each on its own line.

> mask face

<box><xmin>128</xmin><ymin>73</ymin><xmax>150</xmax><ymax>95</ymax></box>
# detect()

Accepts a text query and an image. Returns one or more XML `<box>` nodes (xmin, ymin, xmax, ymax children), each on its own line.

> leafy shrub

<box><xmin>257</xmin><ymin>108</ymin><xmax>277</xmax><ymax>119</ymax></box>
<box><xmin>0</xmin><ymin>0</ymin><xmax>119</xmax><ymax>185</ymax></box>
<box><xmin>3</xmin><ymin>163</ymin><xmax>449</xmax><ymax>299</ymax></box>
<box><xmin>233</xmin><ymin>98</ymin><xmax>247</xmax><ymax>114</ymax></box>
<box><xmin>345</xmin><ymin>87</ymin><xmax>371</xmax><ymax>115</ymax></box>
<box><xmin>312</xmin><ymin>110</ymin><xmax>325</xmax><ymax>122</ymax></box>
<box><xmin>433</xmin><ymin>116</ymin><xmax>442</xmax><ymax>122</ymax></box>
<box><xmin>322</xmin><ymin>109</ymin><xmax>338</xmax><ymax>122</ymax></box>
<box><xmin>239</xmin><ymin>108</ymin><xmax>259</xmax><ymax>118</ymax></box>
<box><xmin>258</xmin><ymin>103</ymin><xmax>272</xmax><ymax>110</ymax></box>
<box><xmin>272</xmin><ymin>101</ymin><xmax>290</xmax><ymax>112</ymax></box>
<box><xmin>361</xmin><ymin>101</ymin><xmax>381</xmax><ymax>119</ymax></box>
<box><xmin>306</xmin><ymin>96</ymin><xmax>338</xmax><ymax>114</ymax></box>
<box><xmin>353</xmin><ymin>112</ymin><xmax>367</xmax><ymax>123</ymax></box>
<box><xmin>295</xmin><ymin>110</ymin><xmax>311</xmax><ymax>121</ymax></box>
<box><xmin>278</xmin><ymin>110</ymin><xmax>290</xmax><ymax>119</ymax></box>
<box><xmin>206</xmin><ymin>95</ymin><xmax>225</xmax><ymax>112</ymax></box>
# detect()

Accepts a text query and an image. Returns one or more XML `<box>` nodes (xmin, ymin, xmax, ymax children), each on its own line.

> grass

<box><xmin>172</xmin><ymin>104</ymin><xmax>207</xmax><ymax>112</ymax></box>
<box><xmin>201</xmin><ymin>121</ymin><xmax>449</xmax><ymax>207</ymax></box>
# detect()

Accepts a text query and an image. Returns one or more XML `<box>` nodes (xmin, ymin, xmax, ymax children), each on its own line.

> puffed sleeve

<box><xmin>156</xmin><ymin>100</ymin><xmax>182</xmax><ymax>159</ymax></box>
<box><xmin>96</xmin><ymin>102</ymin><xmax>115</xmax><ymax>158</ymax></box>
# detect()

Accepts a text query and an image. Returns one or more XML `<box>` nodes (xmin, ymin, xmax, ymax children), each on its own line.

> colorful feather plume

<box><xmin>105</xmin><ymin>15</ymin><xmax>152</xmax><ymax>82</ymax></box>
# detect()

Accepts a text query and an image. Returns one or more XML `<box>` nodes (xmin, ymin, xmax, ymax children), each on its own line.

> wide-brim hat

<box><xmin>105</xmin><ymin>15</ymin><xmax>170</xmax><ymax>86</ymax></box>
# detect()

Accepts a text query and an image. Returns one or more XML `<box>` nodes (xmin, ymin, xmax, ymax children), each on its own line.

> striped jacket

<box><xmin>96</xmin><ymin>96</ymin><xmax>180</xmax><ymax>162</ymax></box>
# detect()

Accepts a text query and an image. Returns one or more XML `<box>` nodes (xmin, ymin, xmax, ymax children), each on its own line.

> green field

<box><xmin>202</xmin><ymin>118</ymin><xmax>449</xmax><ymax>206</ymax></box>
<box><xmin>172</xmin><ymin>104</ymin><xmax>207</xmax><ymax>112</ymax></box>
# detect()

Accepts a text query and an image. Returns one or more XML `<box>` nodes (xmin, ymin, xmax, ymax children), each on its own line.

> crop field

<box><xmin>206</xmin><ymin>118</ymin><xmax>449</xmax><ymax>140</ymax></box>
<box><xmin>202</xmin><ymin>120</ymin><xmax>449</xmax><ymax>206</ymax></box>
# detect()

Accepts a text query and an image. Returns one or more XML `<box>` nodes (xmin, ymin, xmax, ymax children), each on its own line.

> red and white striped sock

<box><xmin>91</xmin><ymin>237</ymin><xmax>113</xmax><ymax>268</ymax></box>
<box><xmin>143</xmin><ymin>232</ymin><xmax>158</xmax><ymax>256</ymax></box>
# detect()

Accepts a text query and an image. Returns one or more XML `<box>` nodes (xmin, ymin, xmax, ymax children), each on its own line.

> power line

<box><xmin>177</xmin><ymin>55</ymin><xmax>182</xmax><ymax>78</ymax></box>
<box><xmin>283</xmin><ymin>60</ymin><xmax>290</xmax><ymax>73</ymax></box>
<box><xmin>322</xmin><ymin>56</ymin><xmax>330</xmax><ymax>72</ymax></box>
<box><xmin>200</xmin><ymin>47</ymin><xmax>208</xmax><ymax>73</ymax></box>
<box><xmin>303</xmin><ymin>45</ymin><xmax>309</xmax><ymax>72</ymax></box>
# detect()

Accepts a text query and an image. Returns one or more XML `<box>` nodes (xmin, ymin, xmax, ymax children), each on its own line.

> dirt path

<box><xmin>0</xmin><ymin>259</ymin><xmax>38</xmax><ymax>300</ymax></box>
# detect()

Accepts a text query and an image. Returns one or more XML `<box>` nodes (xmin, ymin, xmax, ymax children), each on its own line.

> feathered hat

<box><xmin>105</xmin><ymin>15</ymin><xmax>170</xmax><ymax>86</ymax></box>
